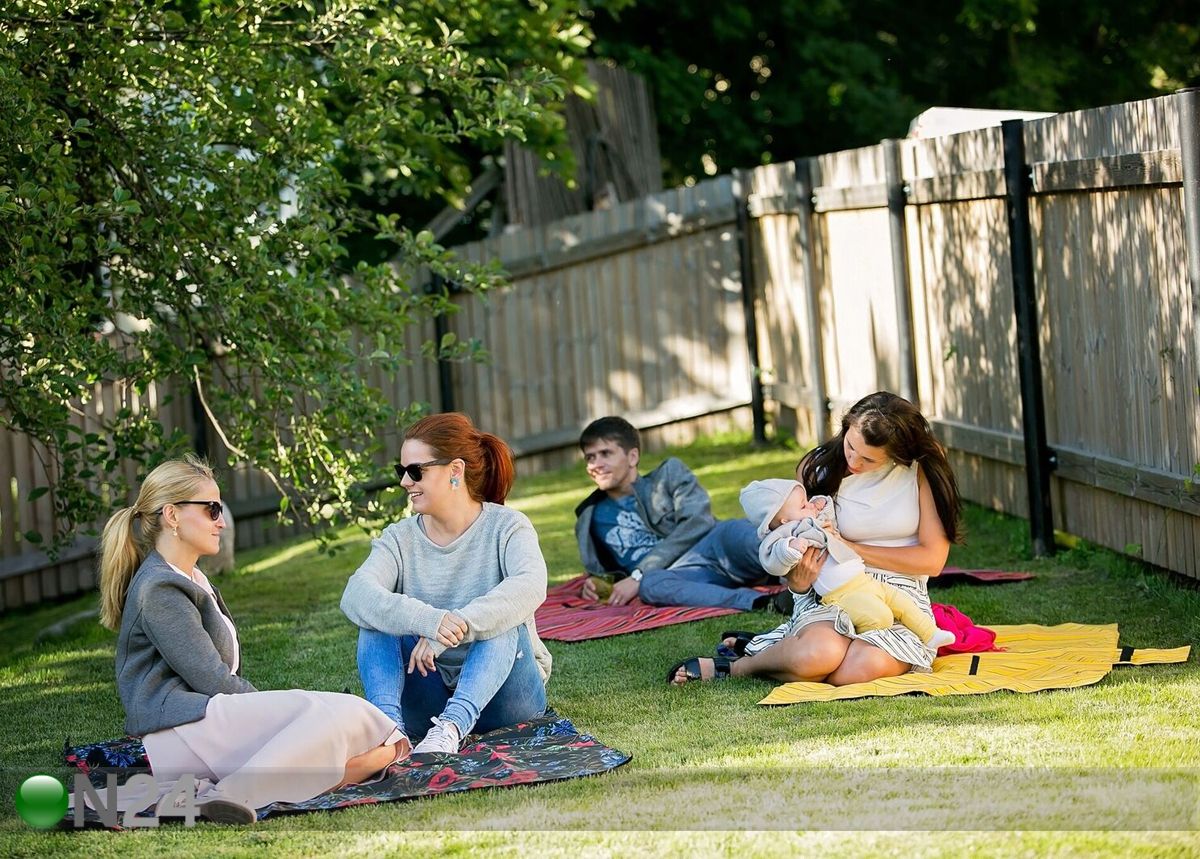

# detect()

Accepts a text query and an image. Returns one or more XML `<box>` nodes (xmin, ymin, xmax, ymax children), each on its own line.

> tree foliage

<box><xmin>590</xmin><ymin>0</ymin><xmax>1200</xmax><ymax>185</ymax></box>
<box><xmin>0</xmin><ymin>0</ymin><xmax>596</xmax><ymax>550</ymax></box>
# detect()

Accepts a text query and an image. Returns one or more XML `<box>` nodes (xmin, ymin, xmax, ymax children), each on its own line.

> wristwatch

<box><xmin>629</xmin><ymin>568</ymin><xmax>644</xmax><ymax>583</ymax></box>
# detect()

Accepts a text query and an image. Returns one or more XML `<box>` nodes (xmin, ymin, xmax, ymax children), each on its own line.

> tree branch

<box><xmin>191</xmin><ymin>363</ymin><xmax>289</xmax><ymax>502</ymax></box>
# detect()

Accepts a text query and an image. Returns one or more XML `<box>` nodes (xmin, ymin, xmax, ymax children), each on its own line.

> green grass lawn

<box><xmin>2</xmin><ymin>434</ymin><xmax>1198</xmax><ymax>857</ymax></box>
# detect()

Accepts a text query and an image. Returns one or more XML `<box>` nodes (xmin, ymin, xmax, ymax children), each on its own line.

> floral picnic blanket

<box><xmin>65</xmin><ymin>711</ymin><xmax>629</xmax><ymax>825</ymax></box>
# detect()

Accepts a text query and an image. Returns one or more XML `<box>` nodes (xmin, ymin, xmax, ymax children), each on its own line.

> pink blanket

<box><xmin>932</xmin><ymin>603</ymin><xmax>1002</xmax><ymax>655</ymax></box>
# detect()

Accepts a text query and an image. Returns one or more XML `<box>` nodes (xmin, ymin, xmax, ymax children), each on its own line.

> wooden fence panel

<box><xmin>443</xmin><ymin>176</ymin><xmax>752</xmax><ymax>464</ymax></box>
<box><xmin>912</xmin><ymin>197</ymin><xmax>1019</xmax><ymax>431</ymax></box>
<box><xmin>820</xmin><ymin>207</ymin><xmax>901</xmax><ymax>411</ymax></box>
<box><xmin>1024</xmin><ymin>95</ymin><xmax>1181</xmax><ymax>162</ymax></box>
<box><xmin>901</xmin><ymin>126</ymin><xmax>1027</xmax><ymax>521</ymax></box>
<box><xmin>752</xmin><ymin>96</ymin><xmax>1198</xmax><ymax>578</ymax></box>
<box><xmin>1029</xmin><ymin>96</ymin><xmax>1197</xmax><ymax>575</ymax></box>
<box><xmin>6</xmin><ymin>94</ymin><xmax>1199</xmax><ymax>610</ymax></box>
<box><xmin>808</xmin><ymin>146</ymin><xmax>902</xmax><ymax>418</ymax></box>
<box><xmin>748</xmin><ymin>161</ymin><xmax>820</xmax><ymax>439</ymax></box>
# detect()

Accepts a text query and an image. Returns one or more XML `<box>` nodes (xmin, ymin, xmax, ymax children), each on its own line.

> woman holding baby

<box><xmin>668</xmin><ymin>391</ymin><xmax>962</xmax><ymax>686</ymax></box>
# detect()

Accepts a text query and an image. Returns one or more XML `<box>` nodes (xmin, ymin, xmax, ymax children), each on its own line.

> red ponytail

<box><xmin>404</xmin><ymin>412</ymin><xmax>516</xmax><ymax>504</ymax></box>
<box><xmin>476</xmin><ymin>432</ymin><xmax>515</xmax><ymax>503</ymax></box>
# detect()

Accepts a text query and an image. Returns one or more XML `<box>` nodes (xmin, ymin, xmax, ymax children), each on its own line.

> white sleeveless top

<box><xmin>836</xmin><ymin>459</ymin><xmax>922</xmax><ymax>556</ymax></box>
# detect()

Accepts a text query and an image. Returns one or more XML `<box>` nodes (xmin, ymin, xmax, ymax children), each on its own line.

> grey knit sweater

<box><xmin>340</xmin><ymin>503</ymin><xmax>551</xmax><ymax>686</ymax></box>
<box><xmin>115</xmin><ymin>550</ymin><xmax>257</xmax><ymax>736</ymax></box>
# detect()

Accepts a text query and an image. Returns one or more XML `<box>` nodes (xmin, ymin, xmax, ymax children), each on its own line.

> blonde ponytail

<box><xmin>99</xmin><ymin>507</ymin><xmax>144</xmax><ymax>631</ymax></box>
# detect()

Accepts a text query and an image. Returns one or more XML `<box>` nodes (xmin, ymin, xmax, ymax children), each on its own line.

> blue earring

<box><xmin>450</xmin><ymin>477</ymin><xmax>460</xmax><ymax>489</ymax></box>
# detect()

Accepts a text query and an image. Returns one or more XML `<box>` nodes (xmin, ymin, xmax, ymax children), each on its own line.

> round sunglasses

<box><xmin>394</xmin><ymin>458</ymin><xmax>452</xmax><ymax>483</ymax></box>
<box><xmin>160</xmin><ymin>500</ymin><xmax>224</xmax><ymax>521</ymax></box>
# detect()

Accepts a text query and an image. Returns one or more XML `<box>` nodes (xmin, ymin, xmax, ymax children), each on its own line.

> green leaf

<box><xmin>27</xmin><ymin>486</ymin><xmax>49</xmax><ymax>502</ymax></box>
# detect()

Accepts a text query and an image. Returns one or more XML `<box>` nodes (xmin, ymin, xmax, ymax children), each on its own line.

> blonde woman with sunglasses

<box><xmin>98</xmin><ymin>455</ymin><xmax>406</xmax><ymax>825</ymax></box>
<box><xmin>341</xmin><ymin>412</ymin><xmax>551</xmax><ymax>756</ymax></box>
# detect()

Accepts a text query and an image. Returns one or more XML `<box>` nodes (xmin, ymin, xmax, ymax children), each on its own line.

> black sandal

<box><xmin>717</xmin><ymin>630</ymin><xmax>756</xmax><ymax>658</ymax></box>
<box><xmin>666</xmin><ymin>656</ymin><xmax>735</xmax><ymax>685</ymax></box>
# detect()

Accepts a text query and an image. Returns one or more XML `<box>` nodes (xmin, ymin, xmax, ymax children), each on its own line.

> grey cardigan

<box><xmin>114</xmin><ymin>550</ymin><xmax>256</xmax><ymax>736</ymax></box>
<box><xmin>573</xmin><ymin>457</ymin><xmax>716</xmax><ymax>575</ymax></box>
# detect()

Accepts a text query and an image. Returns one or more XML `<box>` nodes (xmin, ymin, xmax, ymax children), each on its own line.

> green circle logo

<box><xmin>14</xmin><ymin>774</ymin><xmax>68</xmax><ymax>829</ymax></box>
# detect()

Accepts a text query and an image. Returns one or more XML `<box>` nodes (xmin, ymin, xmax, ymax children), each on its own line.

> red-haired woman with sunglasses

<box><xmin>97</xmin><ymin>455</ymin><xmax>407</xmax><ymax>824</ymax></box>
<box><xmin>341</xmin><ymin>412</ymin><xmax>551</xmax><ymax>755</ymax></box>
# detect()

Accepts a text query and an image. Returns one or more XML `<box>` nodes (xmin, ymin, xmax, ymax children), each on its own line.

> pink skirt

<box><xmin>143</xmin><ymin>690</ymin><xmax>403</xmax><ymax>810</ymax></box>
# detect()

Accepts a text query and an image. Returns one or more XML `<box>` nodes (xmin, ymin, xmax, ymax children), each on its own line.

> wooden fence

<box><xmin>3</xmin><ymin>91</ymin><xmax>1197</xmax><ymax>611</ymax></box>
<box><xmin>752</xmin><ymin>92</ymin><xmax>1199</xmax><ymax>579</ymax></box>
<box><xmin>503</xmin><ymin>59</ymin><xmax>663</xmax><ymax>228</ymax></box>
<box><xmin>0</xmin><ymin>178</ymin><xmax>754</xmax><ymax>610</ymax></box>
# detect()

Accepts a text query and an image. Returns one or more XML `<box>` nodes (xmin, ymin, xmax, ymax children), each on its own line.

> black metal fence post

<box><xmin>428</xmin><ymin>273</ymin><xmax>456</xmax><ymax>414</ymax></box>
<box><xmin>883</xmin><ymin>139</ymin><xmax>919</xmax><ymax>407</ymax></box>
<box><xmin>733</xmin><ymin>168</ymin><xmax>768</xmax><ymax>445</ymax></box>
<box><xmin>189</xmin><ymin>380</ymin><xmax>209</xmax><ymax>459</ymax></box>
<box><xmin>1001</xmin><ymin>119</ymin><xmax>1056</xmax><ymax>557</ymax></box>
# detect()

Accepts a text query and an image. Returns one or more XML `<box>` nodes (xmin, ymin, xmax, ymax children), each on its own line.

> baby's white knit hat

<box><xmin>739</xmin><ymin>478</ymin><xmax>805</xmax><ymax>538</ymax></box>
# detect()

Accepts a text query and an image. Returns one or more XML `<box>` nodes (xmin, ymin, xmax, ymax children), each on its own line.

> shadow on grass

<box><xmin>0</xmin><ymin>434</ymin><xmax>1197</xmax><ymax>845</ymax></box>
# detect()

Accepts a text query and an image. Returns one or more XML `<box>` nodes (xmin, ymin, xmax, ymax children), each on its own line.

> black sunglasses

<box><xmin>394</xmin><ymin>458</ymin><xmax>452</xmax><ymax>483</ymax></box>
<box><xmin>161</xmin><ymin>500</ymin><xmax>224</xmax><ymax>521</ymax></box>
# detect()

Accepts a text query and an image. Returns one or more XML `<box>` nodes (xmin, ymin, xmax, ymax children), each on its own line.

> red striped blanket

<box><xmin>535</xmin><ymin>575</ymin><xmax>784</xmax><ymax>642</ymax></box>
<box><xmin>535</xmin><ymin>567</ymin><xmax>1033</xmax><ymax>643</ymax></box>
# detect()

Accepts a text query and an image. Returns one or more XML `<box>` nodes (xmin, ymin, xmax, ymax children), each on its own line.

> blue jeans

<box><xmin>638</xmin><ymin>518</ymin><xmax>770</xmax><ymax>610</ymax></box>
<box><xmin>356</xmin><ymin>624</ymin><xmax>547</xmax><ymax>741</ymax></box>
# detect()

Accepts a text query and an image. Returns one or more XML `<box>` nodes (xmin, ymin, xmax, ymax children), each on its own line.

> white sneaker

<box><xmin>411</xmin><ymin>717</ymin><xmax>462</xmax><ymax>755</ymax></box>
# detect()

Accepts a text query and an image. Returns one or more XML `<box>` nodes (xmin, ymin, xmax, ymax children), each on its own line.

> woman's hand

<box><xmin>407</xmin><ymin>637</ymin><xmax>437</xmax><ymax>677</ymax></box>
<box><xmin>785</xmin><ymin>545</ymin><xmax>825</xmax><ymax>593</ymax></box>
<box><xmin>436</xmin><ymin>612</ymin><xmax>469</xmax><ymax>648</ymax></box>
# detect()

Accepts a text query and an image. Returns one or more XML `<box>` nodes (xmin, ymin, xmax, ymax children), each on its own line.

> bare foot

<box><xmin>390</xmin><ymin>736</ymin><xmax>413</xmax><ymax>766</ymax></box>
<box><xmin>339</xmin><ymin>737</ymin><xmax>410</xmax><ymax>788</ymax></box>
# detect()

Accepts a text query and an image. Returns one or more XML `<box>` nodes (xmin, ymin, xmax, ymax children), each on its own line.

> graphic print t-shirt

<box><xmin>590</xmin><ymin>495</ymin><xmax>659</xmax><ymax>572</ymax></box>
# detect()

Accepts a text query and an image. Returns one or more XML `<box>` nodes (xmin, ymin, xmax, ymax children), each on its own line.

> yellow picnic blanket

<box><xmin>758</xmin><ymin>623</ymin><xmax>1191</xmax><ymax>706</ymax></box>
